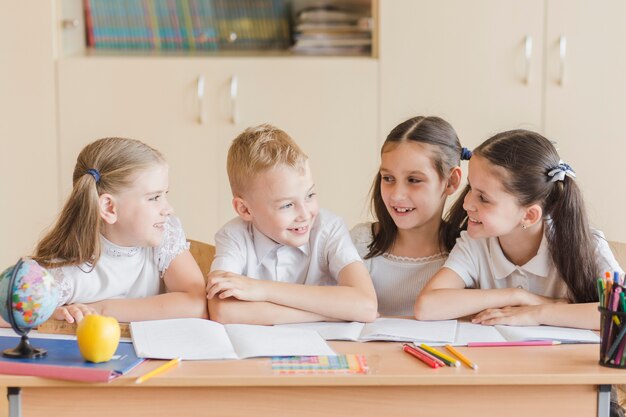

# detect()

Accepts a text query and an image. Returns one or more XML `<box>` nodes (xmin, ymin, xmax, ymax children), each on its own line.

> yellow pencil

<box><xmin>445</xmin><ymin>344</ymin><xmax>478</xmax><ymax>370</ymax></box>
<box><xmin>419</xmin><ymin>344</ymin><xmax>460</xmax><ymax>367</ymax></box>
<box><xmin>134</xmin><ymin>357</ymin><xmax>182</xmax><ymax>384</ymax></box>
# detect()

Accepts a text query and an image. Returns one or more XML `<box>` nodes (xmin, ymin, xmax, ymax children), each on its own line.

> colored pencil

<box><xmin>135</xmin><ymin>357</ymin><xmax>181</xmax><ymax>384</ymax></box>
<box><xmin>445</xmin><ymin>344</ymin><xmax>478</xmax><ymax>370</ymax></box>
<box><xmin>418</xmin><ymin>343</ymin><xmax>460</xmax><ymax>367</ymax></box>
<box><xmin>402</xmin><ymin>344</ymin><xmax>440</xmax><ymax>368</ymax></box>
<box><xmin>467</xmin><ymin>341</ymin><xmax>561</xmax><ymax>347</ymax></box>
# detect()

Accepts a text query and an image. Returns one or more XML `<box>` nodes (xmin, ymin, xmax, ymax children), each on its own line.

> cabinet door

<box><xmin>57</xmin><ymin>58</ymin><xmax>220</xmax><ymax>243</ymax></box>
<box><xmin>545</xmin><ymin>0</ymin><xmax>626</xmax><ymax>242</ymax></box>
<box><xmin>213</xmin><ymin>58</ymin><xmax>379</xmax><ymax>229</ymax></box>
<box><xmin>0</xmin><ymin>3</ymin><xmax>58</xmax><ymax>266</ymax></box>
<box><xmin>379</xmin><ymin>0</ymin><xmax>544</xmax><ymax>148</ymax></box>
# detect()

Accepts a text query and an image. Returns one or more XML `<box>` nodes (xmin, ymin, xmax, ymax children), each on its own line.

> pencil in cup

<box><xmin>135</xmin><ymin>357</ymin><xmax>182</xmax><ymax>384</ymax></box>
<box><xmin>598</xmin><ymin>307</ymin><xmax>626</xmax><ymax>368</ymax></box>
<box><xmin>444</xmin><ymin>344</ymin><xmax>478</xmax><ymax>370</ymax></box>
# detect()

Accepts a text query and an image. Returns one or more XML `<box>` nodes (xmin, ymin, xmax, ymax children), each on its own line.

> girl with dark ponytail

<box><xmin>415</xmin><ymin>129</ymin><xmax>623</xmax><ymax>329</ymax></box>
<box><xmin>350</xmin><ymin>116</ymin><xmax>470</xmax><ymax>315</ymax></box>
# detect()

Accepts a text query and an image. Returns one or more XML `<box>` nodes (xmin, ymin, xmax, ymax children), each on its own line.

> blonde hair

<box><xmin>34</xmin><ymin>137</ymin><xmax>166</xmax><ymax>268</ymax></box>
<box><xmin>227</xmin><ymin>124</ymin><xmax>308</xmax><ymax>197</ymax></box>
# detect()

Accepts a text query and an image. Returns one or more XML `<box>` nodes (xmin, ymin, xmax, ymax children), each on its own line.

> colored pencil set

<box><xmin>598</xmin><ymin>271</ymin><xmax>626</xmax><ymax>367</ymax></box>
<box><xmin>270</xmin><ymin>355</ymin><xmax>368</xmax><ymax>374</ymax></box>
<box><xmin>402</xmin><ymin>343</ymin><xmax>478</xmax><ymax>370</ymax></box>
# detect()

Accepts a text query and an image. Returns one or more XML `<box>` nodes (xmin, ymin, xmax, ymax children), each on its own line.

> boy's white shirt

<box><xmin>51</xmin><ymin>216</ymin><xmax>189</xmax><ymax>305</ymax></box>
<box><xmin>445</xmin><ymin>227</ymin><xmax>623</xmax><ymax>296</ymax></box>
<box><xmin>211</xmin><ymin>208</ymin><xmax>362</xmax><ymax>285</ymax></box>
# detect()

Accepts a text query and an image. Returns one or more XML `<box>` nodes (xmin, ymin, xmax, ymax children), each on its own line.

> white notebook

<box><xmin>277</xmin><ymin>318</ymin><xmax>600</xmax><ymax>345</ymax></box>
<box><xmin>130</xmin><ymin>319</ymin><xmax>336</xmax><ymax>360</ymax></box>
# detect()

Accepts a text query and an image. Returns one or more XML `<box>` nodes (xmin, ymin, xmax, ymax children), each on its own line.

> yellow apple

<box><xmin>76</xmin><ymin>315</ymin><xmax>121</xmax><ymax>363</ymax></box>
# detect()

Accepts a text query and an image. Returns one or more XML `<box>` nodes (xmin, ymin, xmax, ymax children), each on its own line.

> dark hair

<box><xmin>365</xmin><ymin>116</ymin><xmax>465</xmax><ymax>258</ymax></box>
<box><xmin>448</xmin><ymin>129</ymin><xmax>598</xmax><ymax>303</ymax></box>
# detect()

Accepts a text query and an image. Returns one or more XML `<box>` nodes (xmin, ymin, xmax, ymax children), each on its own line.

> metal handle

<box><xmin>61</xmin><ymin>19</ymin><xmax>79</xmax><ymax>29</ymax></box>
<box><xmin>524</xmin><ymin>35</ymin><xmax>533</xmax><ymax>85</ymax></box>
<box><xmin>230</xmin><ymin>75</ymin><xmax>239</xmax><ymax>125</ymax></box>
<box><xmin>559</xmin><ymin>35</ymin><xmax>567</xmax><ymax>86</ymax></box>
<box><xmin>197</xmin><ymin>75</ymin><xmax>205</xmax><ymax>125</ymax></box>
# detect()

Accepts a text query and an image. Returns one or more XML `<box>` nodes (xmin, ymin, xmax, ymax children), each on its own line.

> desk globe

<box><xmin>0</xmin><ymin>258</ymin><xmax>58</xmax><ymax>358</ymax></box>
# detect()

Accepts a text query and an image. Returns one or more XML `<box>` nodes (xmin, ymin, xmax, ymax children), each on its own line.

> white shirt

<box><xmin>211</xmin><ymin>208</ymin><xmax>362</xmax><ymax>286</ymax></box>
<box><xmin>52</xmin><ymin>216</ymin><xmax>189</xmax><ymax>305</ymax></box>
<box><xmin>350</xmin><ymin>222</ymin><xmax>447</xmax><ymax>316</ymax></box>
<box><xmin>444</xmin><ymin>228</ymin><xmax>623</xmax><ymax>298</ymax></box>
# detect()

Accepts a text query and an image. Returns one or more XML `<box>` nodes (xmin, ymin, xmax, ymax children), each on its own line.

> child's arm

<box><xmin>208</xmin><ymin>297</ymin><xmax>333</xmax><ymax>325</ymax></box>
<box><xmin>86</xmin><ymin>250</ymin><xmax>208</xmax><ymax>322</ymax></box>
<box><xmin>414</xmin><ymin>267</ymin><xmax>559</xmax><ymax>320</ymax></box>
<box><xmin>208</xmin><ymin>261</ymin><xmax>378</xmax><ymax>324</ymax></box>
<box><xmin>471</xmin><ymin>302</ymin><xmax>600</xmax><ymax>330</ymax></box>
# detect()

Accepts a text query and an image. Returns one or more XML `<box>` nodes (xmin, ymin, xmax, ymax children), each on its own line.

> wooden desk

<box><xmin>4</xmin><ymin>342</ymin><xmax>626</xmax><ymax>417</ymax></box>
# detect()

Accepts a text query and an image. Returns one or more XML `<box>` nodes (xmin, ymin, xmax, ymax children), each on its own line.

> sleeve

<box><xmin>51</xmin><ymin>267</ymin><xmax>74</xmax><ymax>306</ymax></box>
<box><xmin>442</xmin><ymin>232</ymin><xmax>481</xmax><ymax>288</ymax></box>
<box><xmin>593</xmin><ymin>230</ymin><xmax>625</xmax><ymax>274</ymax></box>
<box><xmin>209</xmin><ymin>220</ymin><xmax>248</xmax><ymax>274</ymax></box>
<box><xmin>155</xmin><ymin>216</ymin><xmax>190</xmax><ymax>276</ymax></box>
<box><xmin>323</xmin><ymin>215</ymin><xmax>364</xmax><ymax>279</ymax></box>
<box><xmin>349</xmin><ymin>222</ymin><xmax>374</xmax><ymax>259</ymax></box>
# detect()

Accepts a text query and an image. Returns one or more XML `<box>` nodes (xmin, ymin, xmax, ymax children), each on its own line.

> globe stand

<box><xmin>2</xmin><ymin>258</ymin><xmax>47</xmax><ymax>359</ymax></box>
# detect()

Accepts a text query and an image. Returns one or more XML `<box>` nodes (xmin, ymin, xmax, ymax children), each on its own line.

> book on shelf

<box><xmin>276</xmin><ymin>318</ymin><xmax>600</xmax><ymax>345</ymax></box>
<box><xmin>0</xmin><ymin>336</ymin><xmax>143</xmax><ymax>382</ymax></box>
<box><xmin>130</xmin><ymin>318</ymin><xmax>336</xmax><ymax>360</ymax></box>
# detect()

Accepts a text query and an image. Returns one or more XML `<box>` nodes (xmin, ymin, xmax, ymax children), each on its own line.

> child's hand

<box><xmin>206</xmin><ymin>270</ymin><xmax>268</xmax><ymax>302</ymax></box>
<box><xmin>53</xmin><ymin>304</ymin><xmax>97</xmax><ymax>324</ymax></box>
<box><xmin>472</xmin><ymin>305</ymin><xmax>542</xmax><ymax>326</ymax></box>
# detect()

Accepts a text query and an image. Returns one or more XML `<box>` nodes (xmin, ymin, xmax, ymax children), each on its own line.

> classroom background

<box><xmin>2</xmin><ymin>0</ymin><xmax>626</xmax><ymax>268</ymax></box>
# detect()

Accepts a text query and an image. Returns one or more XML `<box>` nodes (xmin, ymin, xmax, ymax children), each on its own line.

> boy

<box><xmin>207</xmin><ymin>124</ymin><xmax>377</xmax><ymax>324</ymax></box>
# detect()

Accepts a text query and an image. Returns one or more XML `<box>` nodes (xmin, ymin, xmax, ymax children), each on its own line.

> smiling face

<box><xmin>238</xmin><ymin>161</ymin><xmax>319</xmax><ymax>247</ymax></box>
<box><xmin>102</xmin><ymin>163</ymin><xmax>173</xmax><ymax>247</ymax></box>
<box><xmin>463</xmin><ymin>155</ymin><xmax>527</xmax><ymax>239</ymax></box>
<box><xmin>379</xmin><ymin>141</ymin><xmax>450</xmax><ymax>232</ymax></box>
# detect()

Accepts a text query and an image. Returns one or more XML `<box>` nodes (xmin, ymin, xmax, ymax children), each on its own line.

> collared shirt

<box><xmin>444</xmin><ymin>228</ymin><xmax>623</xmax><ymax>298</ymax></box>
<box><xmin>211</xmin><ymin>208</ymin><xmax>362</xmax><ymax>286</ymax></box>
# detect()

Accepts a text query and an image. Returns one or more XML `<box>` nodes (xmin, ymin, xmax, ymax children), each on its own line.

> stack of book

<box><xmin>291</xmin><ymin>1</ymin><xmax>372</xmax><ymax>55</ymax></box>
<box><xmin>84</xmin><ymin>0</ymin><xmax>291</xmax><ymax>51</ymax></box>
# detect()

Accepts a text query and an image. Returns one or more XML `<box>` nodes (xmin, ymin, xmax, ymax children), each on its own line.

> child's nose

<box><xmin>463</xmin><ymin>191</ymin><xmax>476</xmax><ymax>212</ymax></box>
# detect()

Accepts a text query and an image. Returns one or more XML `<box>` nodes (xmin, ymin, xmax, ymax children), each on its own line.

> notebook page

<box><xmin>359</xmin><ymin>318</ymin><xmax>457</xmax><ymax>343</ymax></box>
<box><xmin>130</xmin><ymin>319</ymin><xmax>238</xmax><ymax>360</ymax></box>
<box><xmin>225</xmin><ymin>324</ymin><xmax>336</xmax><ymax>358</ymax></box>
<box><xmin>453</xmin><ymin>322</ymin><xmax>507</xmax><ymax>346</ymax></box>
<box><xmin>274</xmin><ymin>321</ymin><xmax>366</xmax><ymax>341</ymax></box>
<box><xmin>495</xmin><ymin>325</ymin><xmax>600</xmax><ymax>343</ymax></box>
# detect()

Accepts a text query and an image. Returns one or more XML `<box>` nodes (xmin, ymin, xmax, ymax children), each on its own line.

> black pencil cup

<box><xmin>599</xmin><ymin>307</ymin><xmax>626</xmax><ymax>368</ymax></box>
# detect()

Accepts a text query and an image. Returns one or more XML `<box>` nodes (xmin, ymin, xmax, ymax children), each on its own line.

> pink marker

<box><xmin>467</xmin><ymin>340</ymin><xmax>561</xmax><ymax>347</ymax></box>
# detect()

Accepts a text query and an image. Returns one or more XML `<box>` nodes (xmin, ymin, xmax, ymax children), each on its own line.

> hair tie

<box><xmin>86</xmin><ymin>168</ymin><xmax>101</xmax><ymax>183</ymax></box>
<box><xmin>460</xmin><ymin>147</ymin><xmax>473</xmax><ymax>161</ymax></box>
<box><xmin>547</xmin><ymin>160</ymin><xmax>576</xmax><ymax>183</ymax></box>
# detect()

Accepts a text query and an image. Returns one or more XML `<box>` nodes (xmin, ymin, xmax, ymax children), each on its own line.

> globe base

<box><xmin>2</xmin><ymin>335</ymin><xmax>47</xmax><ymax>359</ymax></box>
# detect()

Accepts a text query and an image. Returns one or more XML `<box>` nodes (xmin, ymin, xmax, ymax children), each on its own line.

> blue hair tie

<box><xmin>86</xmin><ymin>168</ymin><xmax>101</xmax><ymax>183</ymax></box>
<box><xmin>460</xmin><ymin>147</ymin><xmax>473</xmax><ymax>161</ymax></box>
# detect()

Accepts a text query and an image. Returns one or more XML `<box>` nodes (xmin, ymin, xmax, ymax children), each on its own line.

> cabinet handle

<box><xmin>524</xmin><ymin>35</ymin><xmax>533</xmax><ymax>85</ymax></box>
<box><xmin>197</xmin><ymin>74</ymin><xmax>205</xmax><ymax>125</ymax></box>
<box><xmin>230</xmin><ymin>75</ymin><xmax>239</xmax><ymax>125</ymax></box>
<box><xmin>559</xmin><ymin>36</ymin><xmax>567</xmax><ymax>86</ymax></box>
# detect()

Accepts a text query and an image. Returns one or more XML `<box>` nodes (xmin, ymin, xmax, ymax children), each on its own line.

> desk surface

<box><xmin>3</xmin><ymin>341</ymin><xmax>626</xmax><ymax>387</ymax></box>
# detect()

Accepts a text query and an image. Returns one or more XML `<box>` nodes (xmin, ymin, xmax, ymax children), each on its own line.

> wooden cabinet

<box><xmin>379</xmin><ymin>0</ymin><xmax>626</xmax><ymax>242</ymax></box>
<box><xmin>57</xmin><ymin>57</ymin><xmax>378</xmax><ymax>243</ymax></box>
<box><xmin>0</xmin><ymin>3</ymin><xmax>59</xmax><ymax>267</ymax></box>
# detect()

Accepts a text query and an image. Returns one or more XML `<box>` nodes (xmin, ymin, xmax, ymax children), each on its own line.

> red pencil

<box><xmin>403</xmin><ymin>344</ymin><xmax>440</xmax><ymax>368</ymax></box>
<box><xmin>467</xmin><ymin>340</ymin><xmax>561</xmax><ymax>347</ymax></box>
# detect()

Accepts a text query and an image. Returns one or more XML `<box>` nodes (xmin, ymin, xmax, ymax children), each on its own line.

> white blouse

<box><xmin>52</xmin><ymin>216</ymin><xmax>189</xmax><ymax>306</ymax></box>
<box><xmin>350</xmin><ymin>222</ymin><xmax>448</xmax><ymax>316</ymax></box>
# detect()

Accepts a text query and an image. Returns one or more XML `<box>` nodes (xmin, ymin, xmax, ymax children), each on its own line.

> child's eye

<box><xmin>479</xmin><ymin>194</ymin><xmax>489</xmax><ymax>203</ymax></box>
<box><xmin>280</xmin><ymin>203</ymin><xmax>294</xmax><ymax>209</ymax></box>
<box><xmin>150</xmin><ymin>195</ymin><xmax>161</xmax><ymax>201</ymax></box>
<box><xmin>306</xmin><ymin>192</ymin><xmax>317</xmax><ymax>200</ymax></box>
<box><xmin>408</xmin><ymin>177</ymin><xmax>422</xmax><ymax>184</ymax></box>
<box><xmin>381</xmin><ymin>175</ymin><xmax>394</xmax><ymax>183</ymax></box>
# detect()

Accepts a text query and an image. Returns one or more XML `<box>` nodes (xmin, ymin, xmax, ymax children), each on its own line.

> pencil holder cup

<box><xmin>599</xmin><ymin>307</ymin><xmax>626</xmax><ymax>368</ymax></box>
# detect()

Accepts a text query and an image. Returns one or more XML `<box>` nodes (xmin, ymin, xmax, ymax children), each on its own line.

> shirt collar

<box><xmin>490</xmin><ymin>231</ymin><xmax>551</xmax><ymax>280</ymax></box>
<box><xmin>251</xmin><ymin>224</ymin><xmax>309</xmax><ymax>265</ymax></box>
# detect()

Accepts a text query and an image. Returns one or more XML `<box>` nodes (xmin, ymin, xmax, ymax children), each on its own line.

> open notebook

<box><xmin>277</xmin><ymin>318</ymin><xmax>600</xmax><ymax>345</ymax></box>
<box><xmin>130</xmin><ymin>319</ymin><xmax>336</xmax><ymax>360</ymax></box>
